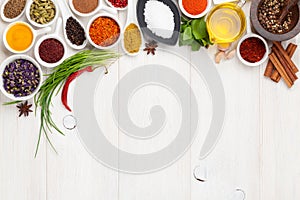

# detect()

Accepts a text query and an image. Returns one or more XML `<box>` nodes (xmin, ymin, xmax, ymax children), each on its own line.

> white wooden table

<box><xmin>0</xmin><ymin>1</ymin><xmax>300</xmax><ymax>199</ymax></box>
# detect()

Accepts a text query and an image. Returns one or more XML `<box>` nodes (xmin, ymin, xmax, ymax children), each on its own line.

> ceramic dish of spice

<box><xmin>122</xmin><ymin>0</ymin><xmax>143</xmax><ymax>56</ymax></box>
<box><xmin>237</xmin><ymin>18</ymin><xmax>269</xmax><ymax>67</ymax></box>
<box><xmin>87</xmin><ymin>14</ymin><xmax>122</xmax><ymax>49</ymax></box>
<box><xmin>0</xmin><ymin>54</ymin><xmax>43</xmax><ymax>101</ymax></box>
<box><xmin>136</xmin><ymin>0</ymin><xmax>180</xmax><ymax>45</ymax></box>
<box><xmin>25</xmin><ymin>0</ymin><xmax>58</xmax><ymax>28</ymax></box>
<box><xmin>105</xmin><ymin>0</ymin><xmax>128</xmax><ymax>11</ymax></box>
<box><xmin>3</xmin><ymin>21</ymin><xmax>51</xmax><ymax>54</ymax></box>
<box><xmin>237</xmin><ymin>35</ymin><xmax>269</xmax><ymax>66</ymax></box>
<box><xmin>34</xmin><ymin>18</ymin><xmax>67</xmax><ymax>68</ymax></box>
<box><xmin>179</xmin><ymin>0</ymin><xmax>212</xmax><ymax>18</ymax></box>
<box><xmin>69</xmin><ymin>0</ymin><xmax>117</xmax><ymax>17</ymax></box>
<box><xmin>57</xmin><ymin>0</ymin><xmax>87</xmax><ymax>50</ymax></box>
<box><xmin>0</xmin><ymin>0</ymin><xmax>27</xmax><ymax>23</ymax></box>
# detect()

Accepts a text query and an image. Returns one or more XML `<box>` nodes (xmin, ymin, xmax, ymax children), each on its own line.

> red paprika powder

<box><xmin>240</xmin><ymin>37</ymin><xmax>266</xmax><ymax>63</ymax></box>
<box><xmin>182</xmin><ymin>0</ymin><xmax>207</xmax><ymax>15</ymax></box>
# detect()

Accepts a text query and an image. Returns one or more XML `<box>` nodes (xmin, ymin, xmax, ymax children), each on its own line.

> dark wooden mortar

<box><xmin>250</xmin><ymin>0</ymin><xmax>300</xmax><ymax>41</ymax></box>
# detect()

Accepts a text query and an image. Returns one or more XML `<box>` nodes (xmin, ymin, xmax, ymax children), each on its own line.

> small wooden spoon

<box><xmin>278</xmin><ymin>0</ymin><xmax>299</xmax><ymax>23</ymax></box>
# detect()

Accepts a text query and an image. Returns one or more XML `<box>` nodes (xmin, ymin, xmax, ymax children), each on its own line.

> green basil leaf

<box><xmin>180</xmin><ymin>24</ymin><xmax>189</xmax><ymax>33</ymax></box>
<box><xmin>183</xmin><ymin>26</ymin><xmax>193</xmax><ymax>41</ymax></box>
<box><xmin>191</xmin><ymin>41</ymin><xmax>201</xmax><ymax>51</ymax></box>
<box><xmin>191</xmin><ymin>18</ymin><xmax>209</xmax><ymax>40</ymax></box>
<box><xmin>183</xmin><ymin>39</ymin><xmax>194</xmax><ymax>46</ymax></box>
<box><xmin>179</xmin><ymin>34</ymin><xmax>184</xmax><ymax>46</ymax></box>
<box><xmin>201</xmin><ymin>39</ymin><xmax>208</xmax><ymax>46</ymax></box>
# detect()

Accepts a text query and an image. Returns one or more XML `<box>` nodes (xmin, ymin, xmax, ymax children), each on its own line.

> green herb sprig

<box><xmin>34</xmin><ymin>50</ymin><xmax>120</xmax><ymax>157</ymax></box>
<box><xmin>179</xmin><ymin>16</ymin><xmax>213</xmax><ymax>51</ymax></box>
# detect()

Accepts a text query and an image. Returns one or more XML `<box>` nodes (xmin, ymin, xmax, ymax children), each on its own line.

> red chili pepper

<box><xmin>61</xmin><ymin>66</ymin><xmax>93</xmax><ymax>112</ymax></box>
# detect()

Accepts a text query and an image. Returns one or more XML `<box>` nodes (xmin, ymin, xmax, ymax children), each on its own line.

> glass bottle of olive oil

<box><xmin>206</xmin><ymin>3</ymin><xmax>246</xmax><ymax>44</ymax></box>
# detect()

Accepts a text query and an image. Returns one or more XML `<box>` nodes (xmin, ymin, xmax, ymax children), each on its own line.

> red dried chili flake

<box><xmin>39</xmin><ymin>38</ymin><xmax>64</xmax><ymax>63</ymax></box>
<box><xmin>240</xmin><ymin>37</ymin><xmax>266</xmax><ymax>63</ymax></box>
<box><xmin>108</xmin><ymin>0</ymin><xmax>127</xmax><ymax>8</ymax></box>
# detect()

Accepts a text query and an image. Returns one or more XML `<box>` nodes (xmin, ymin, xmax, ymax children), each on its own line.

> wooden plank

<box><xmin>191</xmin><ymin>44</ymin><xmax>261</xmax><ymax>199</ymax></box>
<box><xmin>117</xmin><ymin>42</ymin><xmax>192</xmax><ymax>199</ymax></box>
<box><xmin>261</xmin><ymin>39</ymin><xmax>300</xmax><ymax>200</ymax></box>
<box><xmin>0</xmin><ymin>93</ymin><xmax>47</xmax><ymax>200</ymax></box>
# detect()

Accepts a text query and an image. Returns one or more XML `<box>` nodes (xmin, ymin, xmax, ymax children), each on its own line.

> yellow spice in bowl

<box><xmin>6</xmin><ymin>23</ymin><xmax>33</xmax><ymax>51</ymax></box>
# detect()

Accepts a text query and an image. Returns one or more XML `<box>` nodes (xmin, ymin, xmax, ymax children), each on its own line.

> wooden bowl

<box><xmin>250</xmin><ymin>1</ymin><xmax>300</xmax><ymax>41</ymax></box>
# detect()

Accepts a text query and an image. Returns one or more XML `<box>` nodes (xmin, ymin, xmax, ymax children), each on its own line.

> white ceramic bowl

<box><xmin>87</xmin><ymin>14</ymin><xmax>122</xmax><ymax>49</ymax></box>
<box><xmin>68</xmin><ymin>0</ymin><xmax>100</xmax><ymax>17</ymax></box>
<box><xmin>236</xmin><ymin>34</ymin><xmax>269</xmax><ymax>67</ymax></box>
<box><xmin>0</xmin><ymin>55</ymin><xmax>43</xmax><ymax>101</ymax></box>
<box><xmin>25</xmin><ymin>0</ymin><xmax>58</xmax><ymax>28</ymax></box>
<box><xmin>179</xmin><ymin>0</ymin><xmax>212</xmax><ymax>19</ymax></box>
<box><xmin>34</xmin><ymin>17</ymin><xmax>66</xmax><ymax>68</ymax></box>
<box><xmin>69</xmin><ymin>0</ymin><xmax>118</xmax><ymax>17</ymax></box>
<box><xmin>0</xmin><ymin>0</ymin><xmax>27</xmax><ymax>22</ymax></box>
<box><xmin>34</xmin><ymin>35</ymin><xmax>67</xmax><ymax>68</ymax></box>
<box><xmin>3</xmin><ymin>21</ymin><xmax>51</xmax><ymax>54</ymax></box>
<box><xmin>105</xmin><ymin>0</ymin><xmax>127</xmax><ymax>11</ymax></box>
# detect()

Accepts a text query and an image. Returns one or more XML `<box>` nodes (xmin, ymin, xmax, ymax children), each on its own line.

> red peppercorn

<box><xmin>108</xmin><ymin>0</ymin><xmax>127</xmax><ymax>8</ymax></box>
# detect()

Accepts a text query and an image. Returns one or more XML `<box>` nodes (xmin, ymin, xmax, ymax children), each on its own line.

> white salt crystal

<box><xmin>144</xmin><ymin>0</ymin><xmax>175</xmax><ymax>39</ymax></box>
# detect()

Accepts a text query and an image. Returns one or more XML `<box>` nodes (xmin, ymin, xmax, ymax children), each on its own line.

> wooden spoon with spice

<box><xmin>121</xmin><ymin>0</ymin><xmax>144</xmax><ymax>56</ymax></box>
<box><xmin>57</xmin><ymin>0</ymin><xmax>87</xmax><ymax>50</ymax></box>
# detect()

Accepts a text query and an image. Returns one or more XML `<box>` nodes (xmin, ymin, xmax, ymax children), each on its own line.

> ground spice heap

<box><xmin>3</xmin><ymin>0</ymin><xmax>26</xmax><ymax>19</ymax></box>
<box><xmin>258</xmin><ymin>0</ymin><xmax>293</xmax><ymax>34</ymax></box>
<box><xmin>182</xmin><ymin>0</ymin><xmax>207</xmax><ymax>15</ymax></box>
<box><xmin>108</xmin><ymin>0</ymin><xmax>127</xmax><ymax>8</ymax></box>
<box><xmin>89</xmin><ymin>17</ymin><xmax>120</xmax><ymax>47</ymax></box>
<box><xmin>264</xmin><ymin>42</ymin><xmax>298</xmax><ymax>88</ymax></box>
<box><xmin>72</xmin><ymin>0</ymin><xmax>98</xmax><ymax>14</ymax></box>
<box><xmin>66</xmin><ymin>17</ymin><xmax>86</xmax><ymax>46</ymax></box>
<box><xmin>6</xmin><ymin>22</ymin><xmax>33</xmax><ymax>52</ymax></box>
<box><xmin>124</xmin><ymin>23</ymin><xmax>142</xmax><ymax>54</ymax></box>
<box><xmin>240</xmin><ymin>37</ymin><xmax>266</xmax><ymax>63</ymax></box>
<box><xmin>39</xmin><ymin>38</ymin><xmax>64</xmax><ymax>63</ymax></box>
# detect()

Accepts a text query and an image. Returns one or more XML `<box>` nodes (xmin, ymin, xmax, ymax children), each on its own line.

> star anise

<box><xmin>17</xmin><ymin>101</ymin><xmax>33</xmax><ymax>117</ymax></box>
<box><xmin>144</xmin><ymin>41</ymin><xmax>158</xmax><ymax>55</ymax></box>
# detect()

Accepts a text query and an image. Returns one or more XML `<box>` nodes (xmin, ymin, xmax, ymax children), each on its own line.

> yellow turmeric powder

<box><xmin>6</xmin><ymin>23</ymin><xmax>33</xmax><ymax>51</ymax></box>
<box><xmin>124</xmin><ymin>23</ymin><xmax>142</xmax><ymax>54</ymax></box>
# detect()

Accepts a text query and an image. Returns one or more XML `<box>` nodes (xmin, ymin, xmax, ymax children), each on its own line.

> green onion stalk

<box><xmin>34</xmin><ymin>49</ymin><xmax>120</xmax><ymax>157</ymax></box>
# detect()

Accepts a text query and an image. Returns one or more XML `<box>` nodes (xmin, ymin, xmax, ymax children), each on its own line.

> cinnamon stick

<box><xmin>270</xmin><ymin>43</ymin><xmax>298</xmax><ymax>82</ymax></box>
<box><xmin>270</xmin><ymin>71</ymin><xmax>281</xmax><ymax>83</ymax></box>
<box><xmin>264</xmin><ymin>60</ymin><xmax>274</xmax><ymax>77</ymax></box>
<box><xmin>272</xmin><ymin>46</ymin><xmax>297</xmax><ymax>82</ymax></box>
<box><xmin>269</xmin><ymin>53</ymin><xmax>293</xmax><ymax>88</ymax></box>
<box><xmin>273</xmin><ymin>41</ymin><xmax>298</xmax><ymax>72</ymax></box>
<box><xmin>287</xmin><ymin>44</ymin><xmax>298</xmax><ymax>72</ymax></box>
